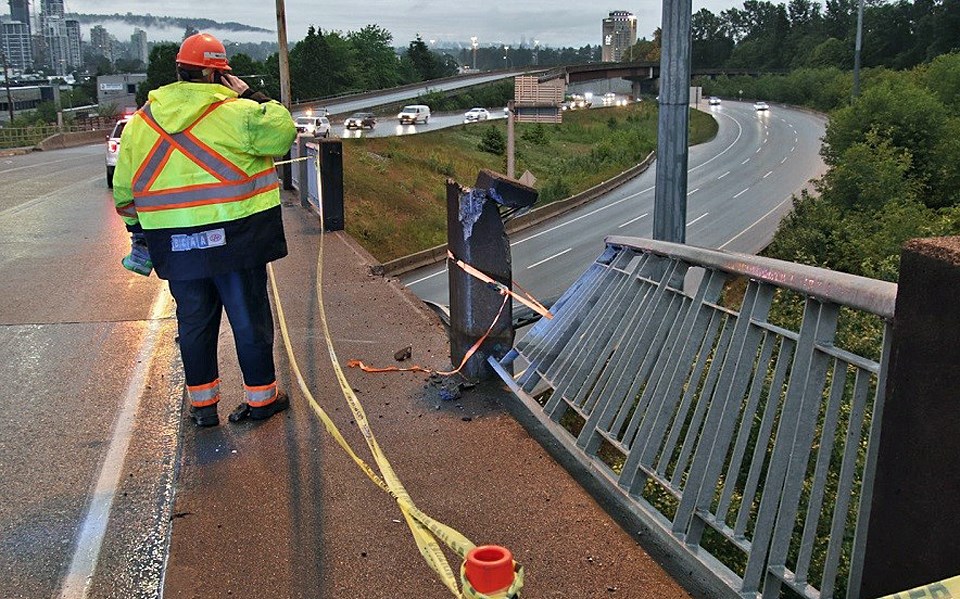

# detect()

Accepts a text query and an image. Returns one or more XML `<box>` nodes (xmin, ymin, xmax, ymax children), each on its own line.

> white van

<box><xmin>397</xmin><ymin>104</ymin><xmax>431</xmax><ymax>125</ymax></box>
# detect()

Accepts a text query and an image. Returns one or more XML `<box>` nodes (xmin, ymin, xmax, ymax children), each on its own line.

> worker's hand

<box><xmin>220</xmin><ymin>73</ymin><xmax>250</xmax><ymax>96</ymax></box>
<box><xmin>122</xmin><ymin>232</ymin><xmax>153</xmax><ymax>276</ymax></box>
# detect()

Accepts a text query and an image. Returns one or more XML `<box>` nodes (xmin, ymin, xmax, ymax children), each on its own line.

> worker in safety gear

<box><xmin>113</xmin><ymin>32</ymin><xmax>297</xmax><ymax>427</ymax></box>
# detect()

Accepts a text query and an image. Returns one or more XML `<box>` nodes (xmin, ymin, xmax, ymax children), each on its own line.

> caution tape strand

<box><xmin>265</xmin><ymin>146</ymin><xmax>513</xmax><ymax>597</ymax></box>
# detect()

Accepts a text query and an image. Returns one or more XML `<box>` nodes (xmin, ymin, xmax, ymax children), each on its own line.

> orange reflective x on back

<box><xmin>132</xmin><ymin>102</ymin><xmax>279</xmax><ymax>213</ymax></box>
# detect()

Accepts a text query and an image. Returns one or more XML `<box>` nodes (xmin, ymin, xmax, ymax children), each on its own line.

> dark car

<box><xmin>344</xmin><ymin>112</ymin><xmax>376</xmax><ymax>130</ymax></box>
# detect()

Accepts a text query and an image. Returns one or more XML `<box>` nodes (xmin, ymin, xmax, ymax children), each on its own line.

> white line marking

<box><xmin>0</xmin><ymin>154</ymin><xmax>93</xmax><ymax>175</ymax></box>
<box><xmin>755</xmin><ymin>147</ymin><xmax>761</xmax><ymax>154</ymax></box>
<box><xmin>734</xmin><ymin>188</ymin><xmax>750</xmax><ymax>199</ymax></box>
<box><xmin>763</xmin><ymin>138</ymin><xmax>768</xmax><ymax>144</ymax></box>
<box><xmin>791</xmin><ymin>146</ymin><xmax>796</xmax><ymax>152</ymax></box>
<box><xmin>686</xmin><ymin>213</ymin><xmax>709</xmax><ymax>226</ymax></box>
<box><xmin>407</xmin><ymin>266</ymin><xmax>447</xmax><ymax>286</ymax></box>
<box><xmin>781</xmin><ymin>157</ymin><xmax>787</xmax><ymax>164</ymax></box>
<box><xmin>527</xmin><ymin>247</ymin><xmax>572</xmax><ymax>269</ymax></box>
<box><xmin>795</xmin><ymin>137</ymin><xmax>799</xmax><ymax>143</ymax></box>
<box><xmin>720</xmin><ymin>195</ymin><xmax>793</xmax><ymax>249</ymax></box>
<box><xmin>763</xmin><ymin>171</ymin><xmax>773</xmax><ymax>178</ymax></box>
<box><xmin>58</xmin><ymin>289</ymin><xmax>173</xmax><ymax>599</ymax></box>
<box><xmin>618</xmin><ymin>212</ymin><xmax>649</xmax><ymax>228</ymax></box>
<box><xmin>741</xmin><ymin>158</ymin><xmax>750</xmax><ymax>165</ymax></box>
<box><xmin>687</xmin><ymin>188</ymin><xmax>699</xmax><ymax>196</ymax></box>
<box><xmin>718</xmin><ymin>171</ymin><xmax>730</xmax><ymax>179</ymax></box>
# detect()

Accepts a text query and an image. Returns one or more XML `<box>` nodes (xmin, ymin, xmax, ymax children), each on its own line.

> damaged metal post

<box><xmin>447</xmin><ymin>169</ymin><xmax>537</xmax><ymax>379</ymax></box>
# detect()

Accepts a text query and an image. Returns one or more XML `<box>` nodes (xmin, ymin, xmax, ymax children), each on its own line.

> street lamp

<box><xmin>503</xmin><ymin>45</ymin><xmax>509</xmax><ymax>69</ymax></box>
<box><xmin>470</xmin><ymin>36</ymin><xmax>478</xmax><ymax>70</ymax></box>
<box><xmin>533</xmin><ymin>40</ymin><xmax>539</xmax><ymax>66</ymax></box>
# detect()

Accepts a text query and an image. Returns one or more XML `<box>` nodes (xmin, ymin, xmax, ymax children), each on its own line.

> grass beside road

<box><xmin>342</xmin><ymin>103</ymin><xmax>719</xmax><ymax>262</ymax></box>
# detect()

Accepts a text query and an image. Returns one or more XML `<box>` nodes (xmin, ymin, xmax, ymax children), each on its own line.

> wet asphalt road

<box><xmin>0</xmin><ymin>145</ymin><xmax>181</xmax><ymax>599</ymax></box>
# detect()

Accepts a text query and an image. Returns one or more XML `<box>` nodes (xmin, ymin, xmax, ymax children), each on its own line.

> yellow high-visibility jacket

<box><xmin>113</xmin><ymin>81</ymin><xmax>296</xmax><ymax>280</ymax></box>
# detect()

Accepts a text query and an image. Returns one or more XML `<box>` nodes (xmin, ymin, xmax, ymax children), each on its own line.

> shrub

<box><xmin>478</xmin><ymin>126</ymin><xmax>506</xmax><ymax>155</ymax></box>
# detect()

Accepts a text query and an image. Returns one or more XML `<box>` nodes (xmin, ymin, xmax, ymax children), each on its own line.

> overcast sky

<box><xmin>52</xmin><ymin>0</ymin><xmax>745</xmax><ymax>48</ymax></box>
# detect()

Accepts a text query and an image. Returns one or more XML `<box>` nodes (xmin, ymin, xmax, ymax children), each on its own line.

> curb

<box><xmin>372</xmin><ymin>151</ymin><xmax>656</xmax><ymax>277</ymax></box>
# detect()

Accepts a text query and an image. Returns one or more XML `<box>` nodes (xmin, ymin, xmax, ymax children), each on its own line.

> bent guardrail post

<box><xmin>856</xmin><ymin>236</ymin><xmax>960</xmax><ymax>598</ymax></box>
<box><xmin>447</xmin><ymin>169</ymin><xmax>537</xmax><ymax>379</ymax></box>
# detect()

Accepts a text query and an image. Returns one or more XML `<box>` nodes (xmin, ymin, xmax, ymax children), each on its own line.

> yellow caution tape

<box><xmin>876</xmin><ymin>574</ymin><xmax>960</xmax><ymax>599</ymax></box>
<box><xmin>265</xmin><ymin>150</ymin><xmax>523</xmax><ymax>597</ymax></box>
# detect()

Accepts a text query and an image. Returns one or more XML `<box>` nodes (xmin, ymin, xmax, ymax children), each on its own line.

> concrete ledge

<box><xmin>35</xmin><ymin>128</ymin><xmax>111</xmax><ymax>151</ymax></box>
<box><xmin>373</xmin><ymin>151</ymin><xmax>656</xmax><ymax>277</ymax></box>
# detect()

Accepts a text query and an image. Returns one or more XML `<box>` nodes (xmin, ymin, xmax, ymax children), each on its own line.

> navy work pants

<box><xmin>168</xmin><ymin>265</ymin><xmax>277</xmax><ymax>389</ymax></box>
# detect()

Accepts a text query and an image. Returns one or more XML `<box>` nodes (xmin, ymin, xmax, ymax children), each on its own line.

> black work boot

<box><xmin>228</xmin><ymin>391</ymin><xmax>289</xmax><ymax>424</ymax></box>
<box><xmin>190</xmin><ymin>404</ymin><xmax>220</xmax><ymax>427</ymax></box>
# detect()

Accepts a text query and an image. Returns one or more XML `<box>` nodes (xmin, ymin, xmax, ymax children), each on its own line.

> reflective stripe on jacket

<box><xmin>112</xmin><ymin>81</ymin><xmax>297</xmax><ymax>280</ymax></box>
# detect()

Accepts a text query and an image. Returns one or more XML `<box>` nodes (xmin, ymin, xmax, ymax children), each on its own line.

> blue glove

<box><xmin>122</xmin><ymin>232</ymin><xmax>153</xmax><ymax>276</ymax></box>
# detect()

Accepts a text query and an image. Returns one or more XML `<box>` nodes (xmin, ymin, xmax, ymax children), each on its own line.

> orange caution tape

<box><xmin>446</xmin><ymin>250</ymin><xmax>553</xmax><ymax>320</ymax></box>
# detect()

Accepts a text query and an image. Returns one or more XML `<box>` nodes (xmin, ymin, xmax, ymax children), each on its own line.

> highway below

<box><xmin>402</xmin><ymin>100</ymin><xmax>827</xmax><ymax>304</ymax></box>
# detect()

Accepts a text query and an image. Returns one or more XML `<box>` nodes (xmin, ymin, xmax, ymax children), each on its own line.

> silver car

<box><xmin>463</xmin><ymin>107</ymin><xmax>490</xmax><ymax>122</ymax></box>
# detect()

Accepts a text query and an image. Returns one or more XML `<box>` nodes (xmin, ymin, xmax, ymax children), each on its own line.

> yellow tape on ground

<box><xmin>265</xmin><ymin>148</ymin><xmax>523</xmax><ymax>597</ymax></box>
<box><xmin>876</xmin><ymin>575</ymin><xmax>960</xmax><ymax>599</ymax></box>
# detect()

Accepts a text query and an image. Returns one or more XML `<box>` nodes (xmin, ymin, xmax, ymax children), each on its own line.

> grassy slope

<box><xmin>343</xmin><ymin>103</ymin><xmax>718</xmax><ymax>262</ymax></box>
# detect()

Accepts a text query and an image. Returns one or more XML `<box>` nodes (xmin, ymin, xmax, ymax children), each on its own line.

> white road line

<box><xmin>755</xmin><ymin>147</ymin><xmax>761</xmax><ymax>154</ymax></box>
<box><xmin>781</xmin><ymin>156</ymin><xmax>787</xmax><ymax>164</ymax></box>
<box><xmin>741</xmin><ymin>158</ymin><xmax>750</xmax><ymax>165</ymax></box>
<box><xmin>686</xmin><ymin>213</ymin><xmax>709</xmax><ymax>226</ymax></box>
<box><xmin>58</xmin><ymin>289</ymin><xmax>173</xmax><ymax>599</ymax></box>
<box><xmin>718</xmin><ymin>171</ymin><xmax>730</xmax><ymax>179</ymax></box>
<box><xmin>687</xmin><ymin>188</ymin><xmax>700</xmax><ymax>195</ymax></box>
<box><xmin>720</xmin><ymin>195</ymin><xmax>794</xmax><ymax>250</ymax></box>
<box><xmin>763</xmin><ymin>171</ymin><xmax>773</xmax><ymax>178</ymax></box>
<box><xmin>618</xmin><ymin>212</ymin><xmax>649</xmax><ymax>228</ymax></box>
<box><xmin>407</xmin><ymin>266</ymin><xmax>447</xmax><ymax>286</ymax></box>
<box><xmin>0</xmin><ymin>154</ymin><xmax>93</xmax><ymax>175</ymax></box>
<box><xmin>734</xmin><ymin>188</ymin><xmax>750</xmax><ymax>199</ymax></box>
<box><xmin>763</xmin><ymin>138</ymin><xmax>768</xmax><ymax>144</ymax></box>
<box><xmin>527</xmin><ymin>247</ymin><xmax>572</xmax><ymax>269</ymax></box>
<box><xmin>795</xmin><ymin>137</ymin><xmax>799</xmax><ymax>143</ymax></box>
<box><xmin>791</xmin><ymin>146</ymin><xmax>796</xmax><ymax>152</ymax></box>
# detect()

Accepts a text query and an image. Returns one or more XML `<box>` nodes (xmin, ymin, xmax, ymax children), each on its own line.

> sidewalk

<box><xmin>161</xmin><ymin>193</ymin><xmax>692</xmax><ymax>599</ymax></box>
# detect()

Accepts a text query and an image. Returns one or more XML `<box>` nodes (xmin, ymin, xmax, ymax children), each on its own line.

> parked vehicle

<box><xmin>397</xmin><ymin>104</ymin><xmax>430</xmax><ymax>125</ymax></box>
<box><xmin>344</xmin><ymin>112</ymin><xmax>376</xmax><ymax>129</ymax></box>
<box><xmin>105</xmin><ymin>115</ymin><xmax>133</xmax><ymax>188</ymax></box>
<box><xmin>463</xmin><ymin>107</ymin><xmax>490</xmax><ymax>122</ymax></box>
<box><xmin>295</xmin><ymin>115</ymin><xmax>331</xmax><ymax>137</ymax></box>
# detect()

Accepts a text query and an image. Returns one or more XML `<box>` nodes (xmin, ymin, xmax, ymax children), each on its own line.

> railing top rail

<box><xmin>605</xmin><ymin>236</ymin><xmax>898</xmax><ymax>319</ymax></box>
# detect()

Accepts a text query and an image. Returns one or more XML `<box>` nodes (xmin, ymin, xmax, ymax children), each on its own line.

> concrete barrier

<box><xmin>36</xmin><ymin>128</ymin><xmax>111</xmax><ymax>151</ymax></box>
<box><xmin>373</xmin><ymin>151</ymin><xmax>656</xmax><ymax>277</ymax></box>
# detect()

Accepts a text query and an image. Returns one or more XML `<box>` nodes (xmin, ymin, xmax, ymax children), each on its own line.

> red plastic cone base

<box><xmin>465</xmin><ymin>545</ymin><xmax>514</xmax><ymax>594</ymax></box>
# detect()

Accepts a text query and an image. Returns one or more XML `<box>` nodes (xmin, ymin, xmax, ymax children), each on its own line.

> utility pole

<box><xmin>653</xmin><ymin>0</ymin><xmax>693</xmax><ymax>243</ymax></box>
<box><xmin>0</xmin><ymin>51</ymin><xmax>14</xmax><ymax>123</ymax></box>
<box><xmin>852</xmin><ymin>0</ymin><xmax>865</xmax><ymax>99</ymax></box>
<box><xmin>275</xmin><ymin>0</ymin><xmax>293</xmax><ymax>189</ymax></box>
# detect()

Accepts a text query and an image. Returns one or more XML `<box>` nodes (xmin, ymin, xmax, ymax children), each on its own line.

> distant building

<box><xmin>42</xmin><ymin>16</ymin><xmax>68</xmax><ymax>74</ymax></box>
<box><xmin>8</xmin><ymin>0</ymin><xmax>31</xmax><ymax>35</ymax></box>
<box><xmin>0</xmin><ymin>85</ymin><xmax>57</xmax><ymax>123</ymax></box>
<box><xmin>601</xmin><ymin>10</ymin><xmax>638</xmax><ymax>62</ymax></box>
<box><xmin>40</xmin><ymin>0</ymin><xmax>64</xmax><ymax>18</ymax></box>
<box><xmin>130</xmin><ymin>28</ymin><xmax>147</xmax><ymax>65</ymax></box>
<box><xmin>90</xmin><ymin>25</ymin><xmax>113</xmax><ymax>62</ymax></box>
<box><xmin>97</xmin><ymin>73</ymin><xmax>146</xmax><ymax>112</ymax></box>
<box><xmin>1</xmin><ymin>18</ymin><xmax>33</xmax><ymax>71</ymax></box>
<box><xmin>65</xmin><ymin>19</ymin><xmax>81</xmax><ymax>69</ymax></box>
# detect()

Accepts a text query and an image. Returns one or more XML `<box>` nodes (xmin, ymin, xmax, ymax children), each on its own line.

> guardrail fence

<box><xmin>491</xmin><ymin>236</ymin><xmax>900</xmax><ymax>599</ymax></box>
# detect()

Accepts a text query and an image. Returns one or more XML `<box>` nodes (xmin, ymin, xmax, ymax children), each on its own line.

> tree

<box><xmin>402</xmin><ymin>35</ymin><xmax>440</xmax><ymax>81</ymax></box>
<box><xmin>348</xmin><ymin>25</ymin><xmax>399</xmax><ymax>90</ymax></box>
<box><xmin>136</xmin><ymin>42</ymin><xmax>178</xmax><ymax>106</ymax></box>
<box><xmin>692</xmin><ymin>9</ymin><xmax>734</xmax><ymax>67</ymax></box>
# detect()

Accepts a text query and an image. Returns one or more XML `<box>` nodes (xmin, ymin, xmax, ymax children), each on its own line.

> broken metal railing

<box><xmin>489</xmin><ymin>236</ymin><xmax>897</xmax><ymax>599</ymax></box>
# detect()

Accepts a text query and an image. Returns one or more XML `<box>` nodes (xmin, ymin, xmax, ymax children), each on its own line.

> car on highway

<box><xmin>295</xmin><ymin>115</ymin><xmax>331</xmax><ymax>137</ymax></box>
<box><xmin>709</xmin><ymin>96</ymin><xmax>721</xmax><ymax>105</ymax></box>
<box><xmin>105</xmin><ymin>114</ymin><xmax>133</xmax><ymax>188</ymax></box>
<box><xmin>753</xmin><ymin>101</ymin><xmax>770</xmax><ymax>111</ymax></box>
<box><xmin>398</xmin><ymin>104</ymin><xmax>431</xmax><ymax>124</ymax></box>
<box><xmin>463</xmin><ymin>107</ymin><xmax>490</xmax><ymax>122</ymax></box>
<box><xmin>344</xmin><ymin>112</ymin><xmax>376</xmax><ymax>130</ymax></box>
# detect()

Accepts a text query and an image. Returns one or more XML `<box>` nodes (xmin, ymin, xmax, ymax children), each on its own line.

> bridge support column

<box><xmin>447</xmin><ymin>170</ymin><xmax>536</xmax><ymax>379</ymax></box>
<box><xmin>858</xmin><ymin>236</ymin><xmax>960</xmax><ymax>597</ymax></box>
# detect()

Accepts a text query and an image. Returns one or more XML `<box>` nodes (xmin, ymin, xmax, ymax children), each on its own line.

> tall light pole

<box><xmin>275</xmin><ymin>0</ymin><xmax>292</xmax><ymax>189</ymax></box>
<box><xmin>853</xmin><ymin>0</ymin><xmax>865</xmax><ymax>98</ymax></box>
<box><xmin>471</xmin><ymin>36</ymin><xmax>478</xmax><ymax>70</ymax></box>
<box><xmin>533</xmin><ymin>40</ymin><xmax>539</xmax><ymax>66</ymax></box>
<box><xmin>0</xmin><ymin>51</ymin><xmax>14</xmax><ymax>123</ymax></box>
<box><xmin>503</xmin><ymin>45</ymin><xmax>509</xmax><ymax>69</ymax></box>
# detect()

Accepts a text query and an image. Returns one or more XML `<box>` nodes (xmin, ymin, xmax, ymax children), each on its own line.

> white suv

<box><xmin>295</xmin><ymin>115</ymin><xmax>331</xmax><ymax>137</ymax></box>
<box><xmin>397</xmin><ymin>104</ymin><xmax>430</xmax><ymax>125</ymax></box>
<box><xmin>105</xmin><ymin>115</ymin><xmax>132</xmax><ymax>188</ymax></box>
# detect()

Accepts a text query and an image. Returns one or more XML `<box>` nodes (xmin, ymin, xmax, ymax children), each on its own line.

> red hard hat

<box><xmin>176</xmin><ymin>33</ymin><xmax>231</xmax><ymax>71</ymax></box>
